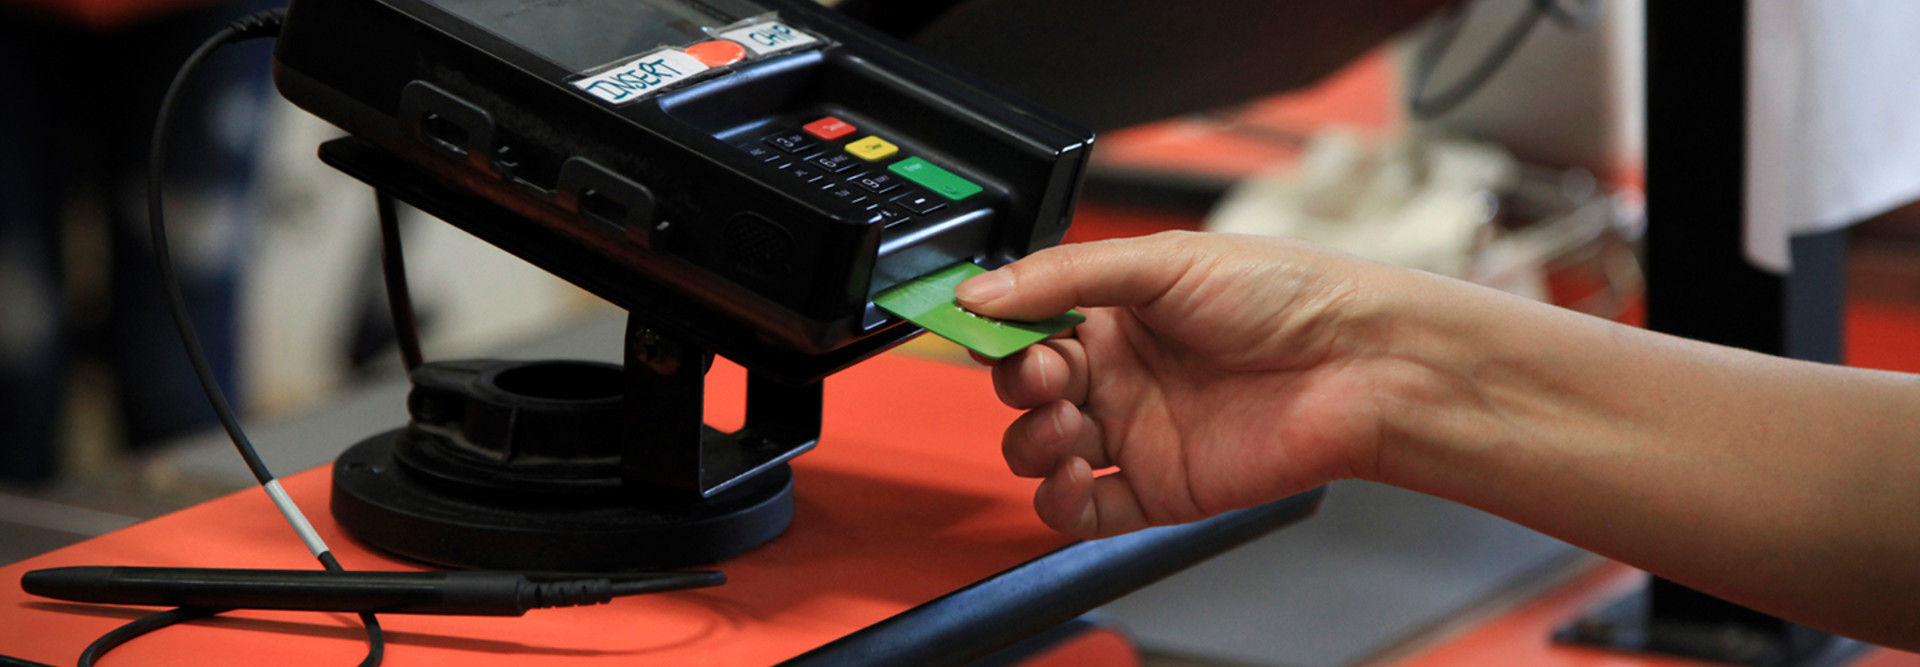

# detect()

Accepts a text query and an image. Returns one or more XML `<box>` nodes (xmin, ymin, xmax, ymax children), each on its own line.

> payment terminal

<box><xmin>267</xmin><ymin>0</ymin><xmax>1094</xmax><ymax>568</ymax></box>
<box><xmin>272</xmin><ymin>0</ymin><xmax>1093</xmax><ymax>379</ymax></box>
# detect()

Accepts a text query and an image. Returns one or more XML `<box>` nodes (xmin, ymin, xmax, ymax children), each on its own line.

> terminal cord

<box><xmin>127</xmin><ymin>7</ymin><xmax>387</xmax><ymax>667</ymax></box>
<box><xmin>376</xmin><ymin>190</ymin><xmax>425</xmax><ymax>372</ymax></box>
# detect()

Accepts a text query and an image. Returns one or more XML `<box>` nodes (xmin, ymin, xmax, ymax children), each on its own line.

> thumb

<box><xmin>955</xmin><ymin>232</ymin><xmax>1200</xmax><ymax>322</ymax></box>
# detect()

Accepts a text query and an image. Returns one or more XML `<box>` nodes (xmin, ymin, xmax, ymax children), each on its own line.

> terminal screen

<box><xmin>426</xmin><ymin>0</ymin><xmax>769</xmax><ymax>71</ymax></box>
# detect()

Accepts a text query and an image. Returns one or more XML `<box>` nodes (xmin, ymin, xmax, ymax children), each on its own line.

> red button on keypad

<box><xmin>803</xmin><ymin>116</ymin><xmax>856</xmax><ymax>141</ymax></box>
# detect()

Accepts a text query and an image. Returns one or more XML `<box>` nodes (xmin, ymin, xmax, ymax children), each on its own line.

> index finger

<box><xmin>956</xmin><ymin>232</ymin><xmax>1206</xmax><ymax>322</ymax></box>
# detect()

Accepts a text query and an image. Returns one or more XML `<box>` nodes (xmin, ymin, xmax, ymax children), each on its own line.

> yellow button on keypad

<box><xmin>845</xmin><ymin>136</ymin><xmax>899</xmax><ymax>161</ymax></box>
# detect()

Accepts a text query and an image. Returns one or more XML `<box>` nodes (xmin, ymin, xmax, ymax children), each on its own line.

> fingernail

<box><xmin>1028</xmin><ymin>404</ymin><xmax>1067</xmax><ymax>444</ymax></box>
<box><xmin>1043</xmin><ymin>469</ymin><xmax>1075</xmax><ymax>502</ymax></box>
<box><xmin>1069</xmin><ymin>459</ymin><xmax>1097</xmax><ymax>536</ymax></box>
<box><xmin>955</xmin><ymin>270</ymin><xmax>1014</xmax><ymax>305</ymax></box>
<box><xmin>1068</xmin><ymin>457</ymin><xmax>1091</xmax><ymax>485</ymax></box>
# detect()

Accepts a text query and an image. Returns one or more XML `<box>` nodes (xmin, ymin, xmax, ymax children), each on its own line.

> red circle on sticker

<box><xmin>686</xmin><ymin>40</ymin><xmax>748</xmax><ymax>67</ymax></box>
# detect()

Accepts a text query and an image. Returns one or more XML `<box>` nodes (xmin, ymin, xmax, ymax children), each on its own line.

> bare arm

<box><xmin>957</xmin><ymin>230</ymin><xmax>1920</xmax><ymax>649</ymax></box>
<box><xmin>1376</xmin><ymin>256</ymin><xmax>1920</xmax><ymax>648</ymax></box>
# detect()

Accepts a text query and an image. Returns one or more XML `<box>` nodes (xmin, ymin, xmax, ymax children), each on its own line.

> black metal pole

<box><xmin>1643</xmin><ymin>0</ymin><xmax>1847</xmax><ymax>361</ymax></box>
<box><xmin>1643</xmin><ymin>0</ymin><xmax>1778</xmax><ymax>351</ymax></box>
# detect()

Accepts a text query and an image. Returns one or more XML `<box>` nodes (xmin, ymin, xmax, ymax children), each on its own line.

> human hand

<box><xmin>959</xmin><ymin>234</ymin><xmax>1920</xmax><ymax>652</ymax></box>
<box><xmin>958</xmin><ymin>231</ymin><xmax>1438</xmax><ymax>538</ymax></box>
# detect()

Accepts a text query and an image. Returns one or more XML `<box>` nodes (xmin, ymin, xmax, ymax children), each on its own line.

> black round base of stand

<box><xmin>331</xmin><ymin>429</ymin><xmax>795</xmax><ymax>571</ymax></box>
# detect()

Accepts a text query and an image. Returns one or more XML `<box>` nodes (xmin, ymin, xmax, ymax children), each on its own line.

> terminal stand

<box><xmin>330</xmin><ymin>320</ymin><xmax>814</xmax><ymax>570</ymax></box>
<box><xmin>318</xmin><ymin>137</ymin><xmax>844</xmax><ymax>571</ymax></box>
<box><xmin>620</xmin><ymin>321</ymin><xmax>821</xmax><ymax>499</ymax></box>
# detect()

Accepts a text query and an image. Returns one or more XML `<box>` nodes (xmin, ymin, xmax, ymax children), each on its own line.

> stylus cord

<box><xmin>112</xmin><ymin>7</ymin><xmax>386</xmax><ymax>667</ymax></box>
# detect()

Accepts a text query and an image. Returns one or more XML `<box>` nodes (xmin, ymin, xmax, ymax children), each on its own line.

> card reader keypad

<box><xmin>823</xmin><ymin>184</ymin><xmax>866</xmax><ymax>205</ymax></box>
<box><xmin>891</xmin><ymin>190</ymin><xmax>945</xmax><ymax>215</ymax></box>
<box><xmin>745</xmin><ymin>116</ymin><xmax>986</xmax><ymax>228</ymax></box>
<box><xmin>852</xmin><ymin>172</ymin><xmax>900</xmax><ymax>194</ymax></box>
<box><xmin>743</xmin><ymin>144</ymin><xmax>783</xmax><ymax>163</ymax></box>
<box><xmin>784</xmin><ymin>164</ymin><xmax>825</xmax><ymax>184</ymax></box>
<box><xmin>810</xmin><ymin>152</ymin><xmax>859</xmax><ymax>173</ymax></box>
<box><xmin>764</xmin><ymin>131</ymin><xmax>816</xmax><ymax>154</ymax></box>
<box><xmin>802</xmin><ymin>117</ymin><xmax>856</xmax><ymax>141</ymax></box>
<box><xmin>844</xmin><ymin>136</ymin><xmax>899</xmax><ymax>162</ymax></box>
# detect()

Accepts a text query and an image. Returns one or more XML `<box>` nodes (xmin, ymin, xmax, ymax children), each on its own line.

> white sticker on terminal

<box><xmin>573</xmin><ymin>49</ymin><xmax>711</xmax><ymax>105</ymax></box>
<box><xmin>717</xmin><ymin>21</ymin><xmax>820</xmax><ymax>56</ymax></box>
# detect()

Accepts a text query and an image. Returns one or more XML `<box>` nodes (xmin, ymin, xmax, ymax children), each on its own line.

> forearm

<box><xmin>1373</xmin><ymin>275</ymin><xmax>1920</xmax><ymax>649</ymax></box>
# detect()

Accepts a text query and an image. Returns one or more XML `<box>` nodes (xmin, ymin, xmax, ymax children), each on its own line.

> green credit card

<box><xmin>874</xmin><ymin>262</ymin><xmax>1086</xmax><ymax>359</ymax></box>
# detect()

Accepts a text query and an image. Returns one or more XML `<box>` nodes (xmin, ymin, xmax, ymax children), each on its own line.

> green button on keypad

<box><xmin>888</xmin><ymin>157</ymin><xmax>982</xmax><ymax>201</ymax></box>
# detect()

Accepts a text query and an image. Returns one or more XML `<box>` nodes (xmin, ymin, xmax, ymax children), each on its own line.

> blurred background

<box><xmin>2</xmin><ymin>0</ymin><xmax>1918</xmax><ymax>665</ymax></box>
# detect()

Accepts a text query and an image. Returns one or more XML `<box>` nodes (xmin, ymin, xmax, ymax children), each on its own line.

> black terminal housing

<box><xmin>271</xmin><ymin>0</ymin><xmax>1093</xmax><ymax>382</ymax></box>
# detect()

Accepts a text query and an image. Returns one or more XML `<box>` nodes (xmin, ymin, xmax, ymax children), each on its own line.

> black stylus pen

<box><xmin>23</xmin><ymin>566</ymin><xmax>725</xmax><ymax>616</ymax></box>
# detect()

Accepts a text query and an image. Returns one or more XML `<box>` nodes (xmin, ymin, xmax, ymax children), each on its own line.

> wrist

<box><xmin>1357</xmin><ymin>271</ymin><xmax>1618</xmax><ymax>496</ymax></box>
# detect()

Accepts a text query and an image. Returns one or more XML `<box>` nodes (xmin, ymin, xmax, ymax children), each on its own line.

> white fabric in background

<box><xmin>1747</xmin><ymin>1</ymin><xmax>1920</xmax><ymax>272</ymax></box>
